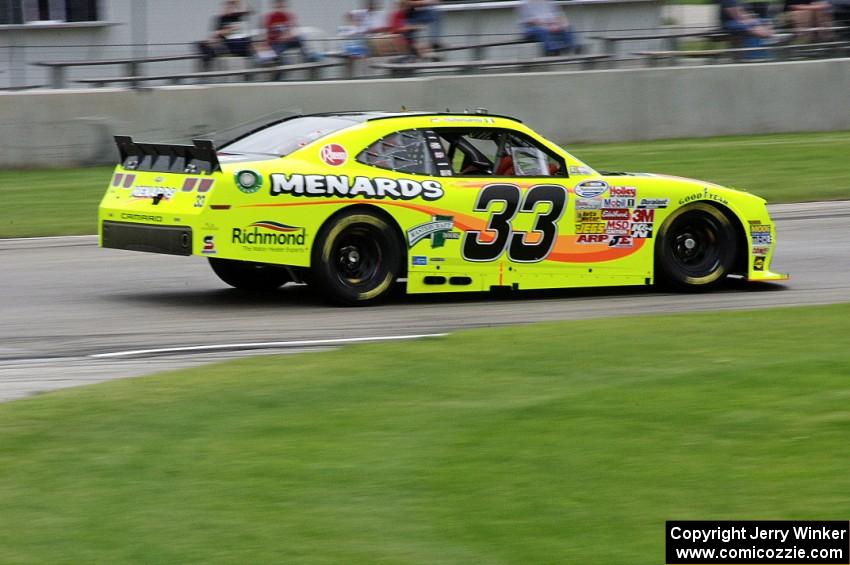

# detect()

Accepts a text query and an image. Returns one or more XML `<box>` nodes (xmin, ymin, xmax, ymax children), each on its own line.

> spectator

<box><xmin>517</xmin><ymin>0</ymin><xmax>579</xmax><ymax>56</ymax></box>
<box><xmin>197</xmin><ymin>0</ymin><xmax>254</xmax><ymax>66</ymax></box>
<box><xmin>338</xmin><ymin>11</ymin><xmax>369</xmax><ymax>58</ymax></box>
<box><xmin>783</xmin><ymin>0</ymin><xmax>834</xmax><ymax>41</ymax></box>
<box><xmin>405</xmin><ymin>0</ymin><xmax>444</xmax><ymax>50</ymax></box>
<box><xmin>389</xmin><ymin>0</ymin><xmax>430</xmax><ymax>60</ymax></box>
<box><xmin>719</xmin><ymin>0</ymin><xmax>787</xmax><ymax>48</ymax></box>
<box><xmin>263</xmin><ymin>0</ymin><xmax>317</xmax><ymax>62</ymax></box>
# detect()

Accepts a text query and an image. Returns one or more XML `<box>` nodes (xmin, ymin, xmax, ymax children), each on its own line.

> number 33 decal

<box><xmin>462</xmin><ymin>184</ymin><xmax>567</xmax><ymax>263</ymax></box>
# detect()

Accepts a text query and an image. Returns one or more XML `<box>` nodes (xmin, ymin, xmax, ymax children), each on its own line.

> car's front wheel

<box><xmin>655</xmin><ymin>203</ymin><xmax>737</xmax><ymax>290</ymax></box>
<box><xmin>208</xmin><ymin>258</ymin><xmax>291</xmax><ymax>291</ymax></box>
<box><xmin>311</xmin><ymin>210</ymin><xmax>402</xmax><ymax>305</ymax></box>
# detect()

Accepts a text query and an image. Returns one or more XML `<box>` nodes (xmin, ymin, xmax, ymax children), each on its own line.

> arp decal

<box><xmin>320</xmin><ymin>143</ymin><xmax>348</xmax><ymax>166</ymax></box>
<box><xmin>270</xmin><ymin>174</ymin><xmax>444</xmax><ymax>201</ymax></box>
<box><xmin>576</xmin><ymin>234</ymin><xmax>608</xmax><ymax>244</ymax></box>
<box><xmin>407</xmin><ymin>215</ymin><xmax>458</xmax><ymax>248</ymax></box>
<box><xmin>574</xmin><ymin>180</ymin><xmax>608</xmax><ymax>198</ymax></box>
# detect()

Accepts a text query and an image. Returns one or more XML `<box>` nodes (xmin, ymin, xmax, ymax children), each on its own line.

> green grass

<box><xmin>568</xmin><ymin>130</ymin><xmax>850</xmax><ymax>203</ymax></box>
<box><xmin>1</xmin><ymin>304</ymin><xmax>849</xmax><ymax>564</ymax></box>
<box><xmin>2</xmin><ymin>130</ymin><xmax>850</xmax><ymax>238</ymax></box>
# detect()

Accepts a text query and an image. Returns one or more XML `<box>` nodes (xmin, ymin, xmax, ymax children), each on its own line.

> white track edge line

<box><xmin>90</xmin><ymin>333</ymin><xmax>450</xmax><ymax>359</ymax></box>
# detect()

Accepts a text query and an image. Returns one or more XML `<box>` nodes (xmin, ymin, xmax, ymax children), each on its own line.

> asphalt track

<box><xmin>2</xmin><ymin>201</ymin><xmax>849</xmax><ymax>402</ymax></box>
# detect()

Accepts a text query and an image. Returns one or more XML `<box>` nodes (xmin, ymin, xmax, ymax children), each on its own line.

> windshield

<box><xmin>219</xmin><ymin>116</ymin><xmax>359</xmax><ymax>157</ymax></box>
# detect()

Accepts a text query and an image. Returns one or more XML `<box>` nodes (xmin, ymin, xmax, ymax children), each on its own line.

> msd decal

<box><xmin>320</xmin><ymin>143</ymin><xmax>347</xmax><ymax>166</ymax></box>
<box><xmin>606</xmin><ymin>219</ymin><xmax>630</xmax><ymax>236</ymax></box>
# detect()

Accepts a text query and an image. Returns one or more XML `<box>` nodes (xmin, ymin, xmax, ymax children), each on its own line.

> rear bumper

<box><xmin>101</xmin><ymin>221</ymin><xmax>193</xmax><ymax>256</ymax></box>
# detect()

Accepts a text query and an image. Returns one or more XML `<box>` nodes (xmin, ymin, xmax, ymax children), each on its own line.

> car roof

<box><xmin>306</xmin><ymin>111</ymin><xmax>523</xmax><ymax>124</ymax></box>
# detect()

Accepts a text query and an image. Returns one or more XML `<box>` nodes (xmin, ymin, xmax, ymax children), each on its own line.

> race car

<box><xmin>99</xmin><ymin>111</ymin><xmax>786</xmax><ymax>305</ymax></box>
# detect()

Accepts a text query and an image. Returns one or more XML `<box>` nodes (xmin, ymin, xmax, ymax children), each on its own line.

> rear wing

<box><xmin>114</xmin><ymin>136</ymin><xmax>221</xmax><ymax>175</ymax></box>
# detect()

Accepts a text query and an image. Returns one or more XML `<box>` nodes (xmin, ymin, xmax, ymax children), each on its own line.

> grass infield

<box><xmin>1</xmin><ymin>305</ymin><xmax>849</xmax><ymax>563</ymax></box>
<box><xmin>2</xmin><ymin>130</ymin><xmax>849</xmax><ymax>238</ymax></box>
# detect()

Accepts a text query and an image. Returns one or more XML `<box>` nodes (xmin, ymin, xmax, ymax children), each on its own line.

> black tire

<box><xmin>208</xmin><ymin>257</ymin><xmax>291</xmax><ymax>291</ymax></box>
<box><xmin>311</xmin><ymin>210</ymin><xmax>402</xmax><ymax>305</ymax></box>
<box><xmin>655</xmin><ymin>203</ymin><xmax>737</xmax><ymax>290</ymax></box>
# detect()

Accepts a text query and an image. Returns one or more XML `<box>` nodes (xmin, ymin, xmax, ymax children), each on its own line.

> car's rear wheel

<box><xmin>311</xmin><ymin>210</ymin><xmax>402</xmax><ymax>306</ymax></box>
<box><xmin>655</xmin><ymin>203</ymin><xmax>737</xmax><ymax>290</ymax></box>
<box><xmin>208</xmin><ymin>258</ymin><xmax>291</xmax><ymax>291</ymax></box>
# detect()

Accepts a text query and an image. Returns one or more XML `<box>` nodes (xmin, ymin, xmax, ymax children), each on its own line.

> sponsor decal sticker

<box><xmin>412</xmin><ymin>256</ymin><xmax>428</xmax><ymax>266</ymax></box>
<box><xmin>630</xmin><ymin>222</ymin><xmax>654</xmax><ymax>238</ymax></box>
<box><xmin>202</xmin><ymin>235</ymin><xmax>216</xmax><ymax>255</ymax></box>
<box><xmin>752</xmin><ymin>246</ymin><xmax>770</xmax><ymax>255</ymax></box>
<box><xmin>609</xmin><ymin>186</ymin><xmax>636</xmax><ymax>198</ymax></box>
<box><xmin>407</xmin><ymin>215</ymin><xmax>458</xmax><ymax>248</ymax></box>
<box><xmin>751</xmin><ymin>224</ymin><xmax>772</xmax><ymax>245</ymax></box>
<box><xmin>636</xmin><ymin>198</ymin><xmax>668</xmax><ymax>209</ymax></box>
<box><xmin>234</xmin><ymin>170</ymin><xmax>263</xmax><ymax>194</ymax></box>
<box><xmin>601</xmin><ymin>208</ymin><xmax>630</xmax><ymax>220</ymax></box>
<box><xmin>679</xmin><ymin>188</ymin><xmax>729</xmax><ymax>206</ymax></box>
<box><xmin>270</xmin><ymin>174</ymin><xmax>444</xmax><ymax>201</ymax></box>
<box><xmin>569</xmin><ymin>165</ymin><xmax>593</xmax><ymax>176</ymax></box>
<box><xmin>608</xmin><ymin>235</ymin><xmax>633</xmax><ymax>248</ymax></box>
<box><xmin>606</xmin><ymin>219</ymin><xmax>630</xmax><ymax>236</ymax></box>
<box><xmin>631</xmin><ymin>209</ymin><xmax>655</xmax><ymax>223</ymax></box>
<box><xmin>131</xmin><ymin>186</ymin><xmax>176</xmax><ymax>202</ymax></box>
<box><xmin>574</xmin><ymin>180</ymin><xmax>609</xmax><ymax>198</ymax></box>
<box><xmin>232</xmin><ymin>220</ymin><xmax>307</xmax><ymax>250</ymax></box>
<box><xmin>320</xmin><ymin>143</ymin><xmax>347</xmax><ymax>166</ymax></box>
<box><xmin>603</xmin><ymin>197</ymin><xmax>636</xmax><ymax>209</ymax></box>
<box><xmin>576</xmin><ymin>222</ymin><xmax>606</xmax><ymax>235</ymax></box>
<box><xmin>576</xmin><ymin>210</ymin><xmax>602</xmax><ymax>222</ymax></box>
<box><xmin>576</xmin><ymin>234</ymin><xmax>608</xmax><ymax>244</ymax></box>
<box><xmin>753</xmin><ymin>256</ymin><xmax>766</xmax><ymax>271</ymax></box>
<box><xmin>575</xmin><ymin>198</ymin><xmax>602</xmax><ymax>210</ymax></box>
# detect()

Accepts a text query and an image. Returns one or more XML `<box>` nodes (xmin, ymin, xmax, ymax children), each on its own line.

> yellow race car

<box><xmin>99</xmin><ymin>111</ymin><xmax>786</xmax><ymax>305</ymax></box>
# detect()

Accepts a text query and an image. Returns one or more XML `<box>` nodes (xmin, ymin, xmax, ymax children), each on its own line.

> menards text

<box><xmin>270</xmin><ymin>174</ymin><xmax>444</xmax><ymax>201</ymax></box>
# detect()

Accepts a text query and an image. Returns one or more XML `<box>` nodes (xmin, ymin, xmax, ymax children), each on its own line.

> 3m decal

<box><xmin>574</xmin><ymin>180</ymin><xmax>608</xmax><ymax>198</ymax></box>
<box><xmin>320</xmin><ymin>144</ymin><xmax>348</xmax><ymax>166</ymax></box>
<box><xmin>407</xmin><ymin>215</ymin><xmax>458</xmax><ymax>248</ymax></box>
<box><xmin>462</xmin><ymin>184</ymin><xmax>567</xmax><ymax>263</ymax></box>
<box><xmin>270</xmin><ymin>174</ymin><xmax>444</xmax><ymax>201</ymax></box>
<box><xmin>631</xmin><ymin>209</ymin><xmax>655</xmax><ymax>223</ymax></box>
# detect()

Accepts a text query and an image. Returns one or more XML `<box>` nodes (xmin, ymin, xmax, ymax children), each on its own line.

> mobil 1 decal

<box><xmin>463</xmin><ymin>183</ymin><xmax>567</xmax><ymax>263</ymax></box>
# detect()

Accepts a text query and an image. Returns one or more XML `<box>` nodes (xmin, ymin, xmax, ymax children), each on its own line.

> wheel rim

<box><xmin>332</xmin><ymin>226</ymin><xmax>383</xmax><ymax>288</ymax></box>
<box><xmin>668</xmin><ymin>213</ymin><xmax>724</xmax><ymax>277</ymax></box>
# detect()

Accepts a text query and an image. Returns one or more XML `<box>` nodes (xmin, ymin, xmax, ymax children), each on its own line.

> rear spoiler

<box><xmin>114</xmin><ymin>136</ymin><xmax>221</xmax><ymax>175</ymax></box>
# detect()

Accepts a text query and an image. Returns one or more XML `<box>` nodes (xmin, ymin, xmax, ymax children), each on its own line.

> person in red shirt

<box><xmin>263</xmin><ymin>0</ymin><xmax>315</xmax><ymax>62</ymax></box>
<box><xmin>389</xmin><ymin>0</ymin><xmax>427</xmax><ymax>60</ymax></box>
